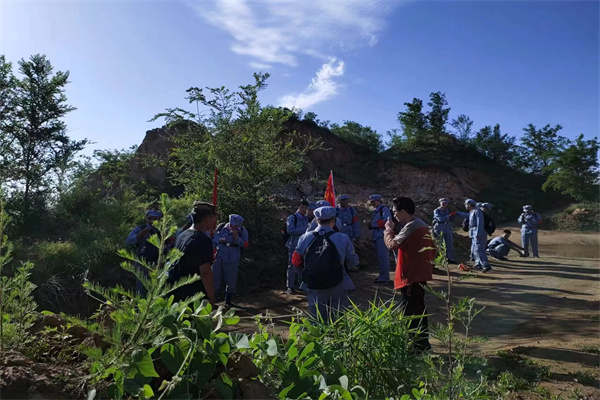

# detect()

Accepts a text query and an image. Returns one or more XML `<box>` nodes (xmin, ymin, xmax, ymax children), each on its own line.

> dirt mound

<box><xmin>546</xmin><ymin>204</ymin><xmax>600</xmax><ymax>232</ymax></box>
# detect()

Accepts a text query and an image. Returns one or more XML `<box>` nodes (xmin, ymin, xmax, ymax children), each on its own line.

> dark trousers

<box><xmin>400</xmin><ymin>282</ymin><xmax>431</xmax><ymax>351</ymax></box>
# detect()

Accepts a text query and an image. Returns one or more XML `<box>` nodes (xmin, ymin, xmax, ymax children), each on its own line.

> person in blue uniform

<box><xmin>364</xmin><ymin>194</ymin><xmax>392</xmax><ymax>283</ymax></box>
<box><xmin>465</xmin><ymin>199</ymin><xmax>492</xmax><ymax>272</ymax></box>
<box><xmin>432</xmin><ymin>198</ymin><xmax>458</xmax><ymax>264</ymax></box>
<box><xmin>487</xmin><ymin>230</ymin><xmax>525</xmax><ymax>261</ymax></box>
<box><xmin>286</xmin><ymin>200</ymin><xmax>309</xmax><ymax>294</ymax></box>
<box><xmin>306</xmin><ymin>200</ymin><xmax>343</xmax><ymax>232</ymax></box>
<box><xmin>518</xmin><ymin>205</ymin><xmax>542</xmax><ymax>258</ymax></box>
<box><xmin>292</xmin><ymin>206</ymin><xmax>359</xmax><ymax>322</ymax></box>
<box><xmin>337</xmin><ymin>195</ymin><xmax>361</xmax><ymax>240</ymax></box>
<box><xmin>212</xmin><ymin>214</ymin><xmax>249</xmax><ymax>306</ymax></box>
<box><xmin>126</xmin><ymin>209</ymin><xmax>164</xmax><ymax>294</ymax></box>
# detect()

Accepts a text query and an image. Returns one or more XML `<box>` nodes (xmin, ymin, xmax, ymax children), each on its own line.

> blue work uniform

<box><xmin>469</xmin><ymin>209</ymin><xmax>490</xmax><ymax>269</ymax></box>
<box><xmin>126</xmin><ymin>223</ymin><xmax>160</xmax><ymax>294</ymax></box>
<box><xmin>212</xmin><ymin>224</ymin><xmax>248</xmax><ymax>297</ymax></box>
<box><xmin>337</xmin><ymin>206</ymin><xmax>361</xmax><ymax>240</ymax></box>
<box><xmin>294</xmin><ymin>225</ymin><xmax>359</xmax><ymax>321</ymax></box>
<box><xmin>306</xmin><ymin>217</ymin><xmax>343</xmax><ymax>233</ymax></box>
<box><xmin>286</xmin><ymin>212</ymin><xmax>309</xmax><ymax>290</ymax></box>
<box><xmin>518</xmin><ymin>212</ymin><xmax>541</xmax><ymax>257</ymax></box>
<box><xmin>487</xmin><ymin>236</ymin><xmax>510</xmax><ymax>258</ymax></box>
<box><xmin>433</xmin><ymin>207</ymin><xmax>455</xmax><ymax>261</ymax></box>
<box><xmin>371</xmin><ymin>204</ymin><xmax>392</xmax><ymax>282</ymax></box>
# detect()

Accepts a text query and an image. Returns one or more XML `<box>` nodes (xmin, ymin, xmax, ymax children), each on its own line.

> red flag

<box><xmin>324</xmin><ymin>171</ymin><xmax>336</xmax><ymax>207</ymax></box>
<box><xmin>212</xmin><ymin>168</ymin><xmax>218</xmax><ymax>209</ymax></box>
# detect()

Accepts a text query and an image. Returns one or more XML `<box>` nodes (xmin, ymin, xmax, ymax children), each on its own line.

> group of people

<box><xmin>126</xmin><ymin>201</ymin><xmax>248</xmax><ymax>306</ymax></box>
<box><xmin>125</xmin><ymin>194</ymin><xmax>543</xmax><ymax>353</ymax></box>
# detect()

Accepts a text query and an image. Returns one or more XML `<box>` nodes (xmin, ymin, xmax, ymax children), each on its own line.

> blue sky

<box><xmin>1</xmin><ymin>0</ymin><xmax>598</xmax><ymax>154</ymax></box>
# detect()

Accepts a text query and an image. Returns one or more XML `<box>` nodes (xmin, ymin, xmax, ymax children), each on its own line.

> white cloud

<box><xmin>279</xmin><ymin>59</ymin><xmax>345</xmax><ymax>109</ymax></box>
<box><xmin>249</xmin><ymin>62</ymin><xmax>273</xmax><ymax>70</ymax></box>
<box><xmin>187</xmin><ymin>0</ymin><xmax>399</xmax><ymax>68</ymax></box>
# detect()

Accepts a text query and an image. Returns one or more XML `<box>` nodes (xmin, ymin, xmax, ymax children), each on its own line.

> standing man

<box><xmin>307</xmin><ymin>202</ymin><xmax>317</xmax><ymax>224</ymax></box>
<box><xmin>169</xmin><ymin>202</ymin><xmax>217</xmax><ymax>304</ymax></box>
<box><xmin>433</xmin><ymin>198</ymin><xmax>458</xmax><ymax>264</ymax></box>
<box><xmin>286</xmin><ymin>200</ymin><xmax>310</xmax><ymax>294</ymax></box>
<box><xmin>518</xmin><ymin>205</ymin><xmax>542</xmax><ymax>258</ymax></box>
<box><xmin>306</xmin><ymin>200</ymin><xmax>343</xmax><ymax>232</ymax></box>
<box><xmin>292</xmin><ymin>206</ymin><xmax>359</xmax><ymax>322</ymax></box>
<box><xmin>487</xmin><ymin>230</ymin><xmax>525</xmax><ymax>261</ymax></box>
<box><xmin>212</xmin><ymin>214</ymin><xmax>249</xmax><ymax>306</ymax></box>
<box><xmin>126</xmin><ymin>209</ymin><xmax>163</xmax><ymax>294</ymax></box>
<box><xmin>337</xmin><ymin>195</ymin><xmax>361</xmax><ymax>241</ymax></box>
<box><xmin>384</xmin><ymin>197</ymin><xmax>435</xmax><ymax>353</ymax></box>
<box><xmin>465</xmin><ymin>199</ymin><xmax>492</xmax><ymax>272</ymax></box>
<box><xmin>365</xmin><ymin>194</ymin><xmax>392</xmax><ymax>284</ymax></box>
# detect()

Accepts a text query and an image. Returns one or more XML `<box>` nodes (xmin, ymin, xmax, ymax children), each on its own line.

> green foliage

<box><xmin>154</xmin><ymin>73</ymin><xmax>315</xmax><ymax>237</ymax></box>
<box><xmin>396</xmin><ymin>97</ymin><xmax>429</xmax><ymax>147</ymax></box>
<box><xmin>427</xmin><ymin>92</ymin><xmax>451</xmax><ymax>145</ymax></box>
<box><xmin>0</xmin><ymin>54</ymin><xmax>87</xmax><ymax>227</ymax></box>
<box><xmin>471</xmin><ymin>124</ymin><xmax>518</xmax><ymax>166</ymax></box>
<box><xmin>0</xmin><ymin>204</ymin><xmax>38</xmax><ymax>352</ymax></box>
<box><xmin>330</xmin><ymin>120</ymin><xmax>383</xmax><ymax>153</ymax></box>
<box><xmin>520</xmin><ymin>124</ymin><xmax>567</xmax><ymax>176</ymax></box>
<box><xmin>451</xmin><ymin>114</ymin><xmax>474</xmax><ymax>142</ymax></box>
<box><xmin>83</xmin><ymin>194</ymin><xmax>242</xmax><ymax>399</ymax></box>
<box><xmin>542</xmin><ymin>134</ymin><xmax>600</xmax><ymax>201</ymax></box>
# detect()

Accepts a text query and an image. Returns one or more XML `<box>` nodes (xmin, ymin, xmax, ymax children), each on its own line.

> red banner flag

<box><xmin>212</xmin><ymin>168</ymin><xmax>218</xmax><ymax>209</ymax></box>
<box><xmin>324</xmin><ymin>171</ymin><xmax>336</xmax><ymax>207</ymax></box>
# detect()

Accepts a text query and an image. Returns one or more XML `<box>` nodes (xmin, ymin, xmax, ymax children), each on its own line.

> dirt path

<box><xmin>228</xmin><ymin>229</ymin><xmax>599</xmax><ymax>397</ymax></box>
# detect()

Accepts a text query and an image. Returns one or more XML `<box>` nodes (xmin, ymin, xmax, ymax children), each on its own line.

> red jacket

<box><xmin>384</xmin><ymin>220</ymin><xmax>434</xmax><ymax>289</ymax></box>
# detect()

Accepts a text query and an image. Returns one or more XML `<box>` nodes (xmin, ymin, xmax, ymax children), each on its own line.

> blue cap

<box><xmin>369</xmin><ymin>194</ymin><xmax>382</xmax><ymax>201</ymax></box>
<box><xmin>314</xmin><ymin>206</ymin><xmax>337</xmax><ymax>221</ymax></box>
<box><xmin>338</xmin><ymin>194</ymin><xmax>349</xmax><ymax>201</ymax></box>
<box><xmin>439</xmin><ymin>198</ymin><xmax>449</xmax><ymax>203</ymax></box>
<box><xmin>482</xmin><ymin>203</ymin><xmax>493</xmax><ymax>209</ymax></box>
<box><xmin>308</xmin><ymin>202</ymin><xmax>317</xmax><ymax>210</ymax></box>
<box><xmin>523</xmin><ymin>205</ymin><xmax>532</xmax><ymax>211</ymax></box>
<box><xmin>146</xmin><ymin>210</ymin><xmax>163</xmax><ymax>218</ymax></box>
<box><xmin>316</xmin><ymin>200</ymin><xmax>332</xmax><ymax>207</ymax></box>
<box><xmin>229</xmin><ymin>214</ymin><xmax>244</xmax><ymax>226</ymax></box>
<box><xmin>464</xmin><ymin>199</ymin><xmax>476</xmax><ymax>206</ymax></box>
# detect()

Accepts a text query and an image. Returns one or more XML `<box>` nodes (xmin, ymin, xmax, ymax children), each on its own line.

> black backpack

<box><xmin>302</xmin><ymin>231</ymin><xmax>343</xmax><ymax>290</ymax></box>
<box><xmin>281</xmin><ymin>214</ymin><xmax>298</xmax><ymax>243</ymax></box>
<box><xmin>135</xmin><ymin>225</ymin><xmax>160</xmax><ymax>263</ymax></box>
<box><xmin>461</xmin><ymin>217</ymin><xmax>470</xmax><ymax>232</ymax></box>
<box><xmin>483</xmin><ymin>213</ymin><xmax>496</xmax><ymax>235</ymax></box>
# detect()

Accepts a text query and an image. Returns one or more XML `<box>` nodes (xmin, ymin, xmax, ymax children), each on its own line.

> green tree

<box><xmin>471</xmin><ymin>124</ymin><xmax>518</xmax><ymax>166</ymax></box>
<box><xmin>520</xmin><ymin>123</ymin><xmax>566</xmax><ymax>175</ymax></box>
<box><xmin>427</xmin><ymin>91</ymin><xmax>450</xmax><ymax>144</ymax></box>
<box><xmin>0</xmin><ymin>56</ymin><xmax>16</xmax><ymax>187</ymax></box>
<box><xmin>2</xmin><ymin>54</ymin><xmax>87</xmax><ymax>225</ymax></box>
<box><xmin>330</xmin><ymin>120</ymin><xmax>383</xmax><ymax>153</ymax></box>
<box><xmin>450</xmin><ymin>114</ymin><xmax>474</xmax><ymax>142</ymax></box>
<box><xmin>153</xmin><ymin>73</ymin><xmax>314</xmax><ymax>236</ymax></box>
<box><xmin>542</xmin><ymin>134</ymin><xmax>600</xmax><ymax>201</ymax></box>
<box><xmin>397</xmin><ymin>98</ymin><xmax>429</xmax><ymax>146</ymax></box>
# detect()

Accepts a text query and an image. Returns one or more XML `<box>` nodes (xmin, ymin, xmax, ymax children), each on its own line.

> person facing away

<box><xmin>432</xmin><ymin>197</ymin><xmax>458</xmax><ymax>264</ymax></box>
<box><xmin>487</xmin><ymin>230</ymin><xmax>525</xmax><ymax>261</ymax></box>
<box><xmin>336</xmin><ymin>195</ymin><xmax>361</xmax><ymax>240</ymax></box>
<box><xmin>285</xmin><ymin>200</ymin><xmax>310</xmax><ymax>294</ymax></box>
<box><xmin>364</xmin><ymin>194</ymin><xmax>392</xmax><ymax>284</ymax></box>
<box><xmin>169</xmin><ymin>202</ymin><xmax>218</xmax><ymax>305</ymax></box>
<box><xmin>518</xmin><ymin>205</ymin><xmax>542</xmax><ymax>258</ymax></box>
<box><xmin>212</xmin><ymin>214</ymin><xmax>249</xmax><ymax>307</ymax></box>
<box><xmin>383</xmin><ymin>196</ymin><xmax>435</xmax><ymax>353</ymax></box>
<box><xmin>465</xmin><ymin>199</ymin><xmax>492</xmax><ymax>272</ymax></box>
<box><xmin>126</xmin><ymin>209</ymin><xmax>164</xmax><ymax>294</ymax></box>
<box><xmin>306</xmin><ymin>200</ymin><xmax>343</xmax><ymax>233</ymax></box>
<box><xmin>292</xmin><ymin>206</ymin><xmax>359</xmax><ymax>322</ymax></box>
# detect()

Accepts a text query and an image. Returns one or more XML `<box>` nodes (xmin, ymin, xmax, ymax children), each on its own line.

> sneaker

<box><xmin>473</xmin><ymin>265</ymin><xmax>483</xmax><ymax>271</ymax></box>
<box><xmin>482</xmin><ymin>266</ymin><xmax>493</xmax><ymax>273</ymax></box>
<box><xmin>285</xmin><ymin>288</ymin><xmax>293</xmax><ymax>294</ymax></box>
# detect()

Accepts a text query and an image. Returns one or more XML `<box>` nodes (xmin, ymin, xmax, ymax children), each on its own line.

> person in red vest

<box><xmin>383</xmin><ymin>196</ymin><xmax>435</xmax><ymax>353</ymax></box>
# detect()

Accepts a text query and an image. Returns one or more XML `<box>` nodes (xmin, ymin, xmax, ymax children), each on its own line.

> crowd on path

<box><xmin>125</xmin><ymin>195</ymin><xmax>543</xmax><ymax>353</ymax></box>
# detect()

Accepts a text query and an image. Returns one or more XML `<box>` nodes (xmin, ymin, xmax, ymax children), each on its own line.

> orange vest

<box><xmin>394</xmin><ymin>226</ymin><xmax>435</xmax><ymax>289</ymax></box>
